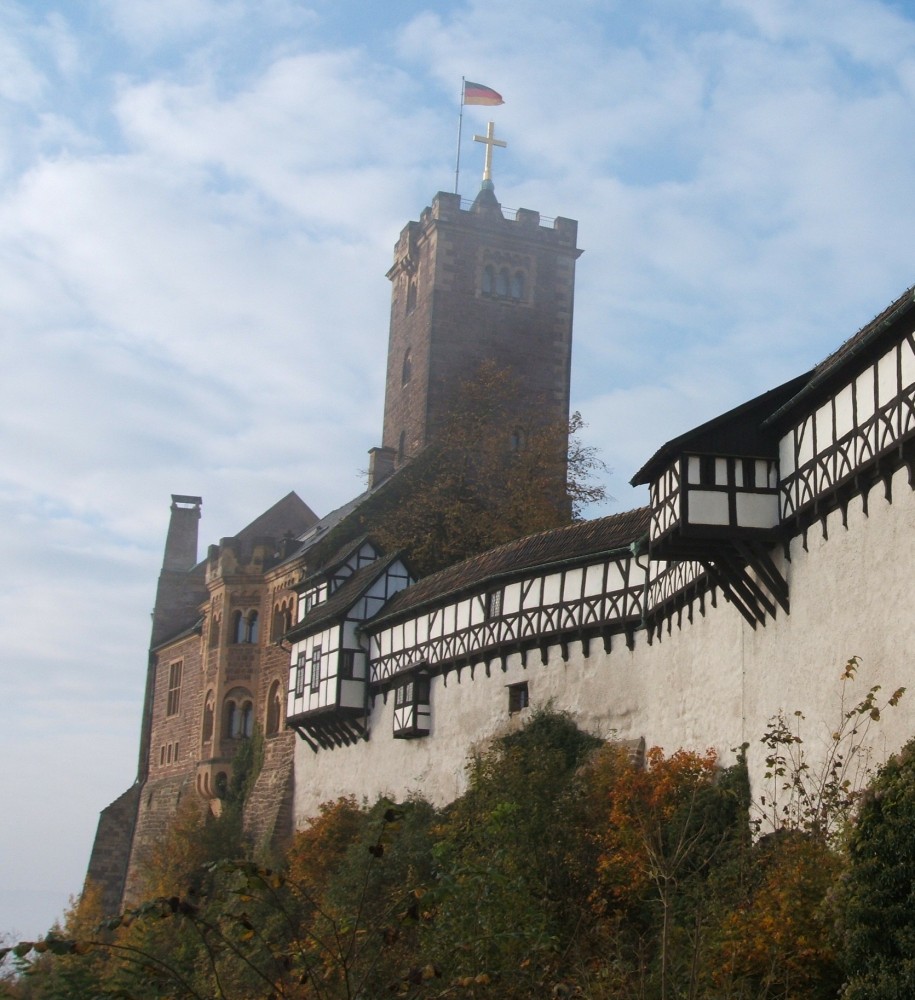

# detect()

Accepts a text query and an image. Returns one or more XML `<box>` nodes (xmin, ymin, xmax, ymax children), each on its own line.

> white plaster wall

<box><xmin>292</xmin><ymin>468</ymin><xmax>915</xmax><ymax>821</ymax></box>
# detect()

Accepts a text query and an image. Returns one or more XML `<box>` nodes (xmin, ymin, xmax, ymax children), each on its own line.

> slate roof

<box><xmin>366</xmin><ymin>508</ymin><xmax>650</xmax><ymax>627</ymax></box>
<box><xmin>286</xmin><ymin>554</ymin><xmax>403</xmax><ymax>639</ymax></box>
<box><xmin>630</xmin><ymin>372</ymin><xmax>811</xmax><ymax>487</ymax></box>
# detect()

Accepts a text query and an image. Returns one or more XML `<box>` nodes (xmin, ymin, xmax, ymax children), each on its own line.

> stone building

<box><xmin>86</xmin><ymin>134</ymin><xmax>583</xmax><ymax>914</ymax></box>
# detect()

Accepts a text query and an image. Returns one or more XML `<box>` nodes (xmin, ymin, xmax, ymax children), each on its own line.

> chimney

<box><xmin>367</xmin><ymin>446</ymin><xmax>396</xmax><ymax>489</ymax></box>
<box><xmin>162</xmin><ymin>495</ymin><xmax>202</xmax><ymax>571</ymax></box>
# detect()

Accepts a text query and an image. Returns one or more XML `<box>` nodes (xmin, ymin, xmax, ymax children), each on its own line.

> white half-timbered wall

<box><xmin>780</xmin><ymin>331</ymin><xmax>915</xmax><ymax>519</ymax></box>
<box><xmin>650</xmin><ymin>463</ymin><xmax>681</xmax><ymax>541</ymax></box>
<box><xmin>287</xmin><ymin>558</ymin><xmax>414</xmax><ymax>722</ymax></box>
<box><xmin>294</xmin><ymin>540</ymin><xmax>381</xmax><ymax>622</ymax></box>
<box><xmin>369</xmin><ymin>549</ymin><xmax>643</xmax><ymax>683</ymax></box>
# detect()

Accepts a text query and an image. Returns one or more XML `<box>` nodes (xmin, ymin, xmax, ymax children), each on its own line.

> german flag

<box><xmin>463</xmin><ymin>81</ymin><xmax>504</xmax><ymax>106</ymax></box>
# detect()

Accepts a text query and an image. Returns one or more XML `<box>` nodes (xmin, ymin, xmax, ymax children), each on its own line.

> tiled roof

<box><xmin>367</xmin><ymin>508</ymin><xmax>650</xmax><ymax>626</ymax></box>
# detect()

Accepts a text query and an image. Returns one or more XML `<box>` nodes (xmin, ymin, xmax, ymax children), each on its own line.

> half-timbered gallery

<box><xmin>86</xmin><ymin>136</ymin><xmax>915</xmax><ymax>917</ymax></box>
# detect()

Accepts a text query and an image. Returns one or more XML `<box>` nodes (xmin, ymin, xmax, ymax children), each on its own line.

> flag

<box><xmin>463</xmin><ymin>81</ymin><xmax>504</xmax><ymax>106</ymax></box>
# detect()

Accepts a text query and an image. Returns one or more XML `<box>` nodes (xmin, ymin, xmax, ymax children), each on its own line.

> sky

<box><xmin>3</xmin><ymin>0</ymin><xmax>915</xmax><ymax>941</ymax></box>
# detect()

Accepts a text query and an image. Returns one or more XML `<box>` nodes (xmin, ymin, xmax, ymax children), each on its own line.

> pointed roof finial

<box><xmin>473</xmin><ymin>121</ymin><xmax>506</xmax><ymax>189</ymax></box>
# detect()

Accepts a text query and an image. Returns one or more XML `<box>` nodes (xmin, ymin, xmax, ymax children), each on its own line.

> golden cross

<box><xmin>473</xmin><ymin>121</ymin><xmax>507</xmax><ymax>182</ymax></box>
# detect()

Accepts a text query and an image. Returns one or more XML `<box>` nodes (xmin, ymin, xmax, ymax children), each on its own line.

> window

<box><xmin>482</xmin><ymin>264</ymin><xmax>495</xmax><ymax>295</ymax></box>
<box><xmin>402</xmin><ymin>348</ymin><xmax>413</xmax><ymax>386</ymax></box>
<box><xmin>266</xmin><ymin>680</ymin><xmax>283</xmax><ymax>735</ymax></box>
<box><xmin>398</xmin><ymin>430</ymin><xmax>406</xmax><ymax>461</ymax></box>
<box><xmin>240</xmin><ymin>702</ymin><xmax>253</xmax><ymax>738</ymax></box>
<box><xmin>224</xmin><ymin>688</ymin><xmax>254</xmax><ymax>739</ymax></box>
<box><xmin>496</xmin><ymin>267</ymin><xmax>509</xmax><ymax>297</ymax></box>
<box><xmin>166</xmin><ymin>661</ymin><xmax>182</xmax><ymax>717</ymax></box>
<box><xmin>508</xmin><ymin>681</ymin><xmax>529</xmax><ymax>715</ymax></box>
<box><xmin>699</xmin><ymin>455</ymin><xmax>717</xmax><ymax>486</ymax></box>
<box><xmin>232</xmin><ymin>610</ymin><xmax>245</xmax><ymax>643</ymax></box>
<box><xmin>295</xmin><ymin>652</ymin><xmax>307</xmax><ymax>697</ymax></box>
<box><xmin>246</xmin><ymin>610</ymin><xmax>259</xmax><ymax>644</ymax></box>
<box><xmin>272</xmin><ymin>603</ymin><xmax>291</xmax><ymax>643</ymax></box>
<box><xmin>310</xmin><ymin>646</ymin><xmax>322</xmax><ymax>692</ymax></box>
<box><xmin>486</xmin><ymin>590</ymin><xmax>503</xmax><ymax>619</ymax></box>
<box><xmin>511</xmin><ymin>271</ymin><xmax>525</xmax><ymax>301</ymax></box>
<box><xmin>339</xmin><ymin>650</ymin><xmax>355</xmax><ymax>680</ymax></box>
<box><xmin>405</xmin><ymin>279</ymin><xmax>417</xmax><ymax>314</ymax></box>
<box><xmin>393</xmin><ymin>671</ymin><xmax>431</xmax><ymax>740</ymax></box>
<box><xmin>202</xmin><ymin>692</ymin><xmax>215</xmax><ymax>742</ymax></box>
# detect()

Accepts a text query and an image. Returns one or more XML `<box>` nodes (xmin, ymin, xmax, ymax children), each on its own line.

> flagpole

<box><xmin>454</xmin><ymin>77</ymin><xmax>465</xmax><ymax>195</ymax></box>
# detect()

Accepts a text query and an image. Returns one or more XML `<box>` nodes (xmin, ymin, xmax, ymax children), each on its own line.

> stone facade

<box><xmin>382</xmin><ymin>189</ymin><xmax>581</xmax><ymax>466</ymax></box>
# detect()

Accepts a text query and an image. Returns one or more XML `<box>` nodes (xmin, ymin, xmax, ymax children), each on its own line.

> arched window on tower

<box><xmin>496</xmin><ymin>268</ymin><xmax>509</xmax><ymax>298</ymax></box>
<box><xmin>482</xmin><ymin>265</ymin><xmax>495</xmax><ymax>296</ymax></box>
<box><xmin>405</xmin><ymin>279</ymin><xmax>417</xmax><ymax>314</ymax></box>
<box><xmin>401</xmin><ymin>348</ymin><xmax>413</xmax><ymax>386</ymax></box>
<box><xmin>246</xmin><ymin>610</ymin><xmax>259</xmax><ymax>644</ymax></box>
<box><xmin>224</xmin><ymin>688</ymin><xmax>254</xmax><ymax>739</ymax></box>
<box><xmin>232</xmin><ymin>610</ymin><xmax>245</xmax><ymax>644</ymax></box>
<box><xmin>271</xmin><ymin>602</ymin><xmax>292</xmax><ymax>643</ymax></box>
<box><xmin>398</xmin><ymin>430</ymin><xmax>406</xmax><ymax>462</ymax></box>
<box><xmin>241</xmin><ymin>701</ymin><xmax>254</xmax><ymax>738</ymax></box>
<box><xmin>202</xmin><ymin>691</ymin><xmax>215</xmax><ymax>743</ymax></box>
<box><xmin>266</xmin><ymin>680</ymin><xmax>283</xmax><ymax>736</ymax></box>
<box><xmin>511</xmin><ymin>271</ymin><xmax>525</xmax><ymax>301</ymax></box>
<box><xmin>208</xmin><ymin>613</ymin><xmax>220</xmax><ymax>649</ymax></box>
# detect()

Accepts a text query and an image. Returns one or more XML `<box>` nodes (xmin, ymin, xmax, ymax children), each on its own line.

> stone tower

<box><xmin>380</xmin><ymin>158</ymin><xmax>582</xmax><ymax>471</ymax></box>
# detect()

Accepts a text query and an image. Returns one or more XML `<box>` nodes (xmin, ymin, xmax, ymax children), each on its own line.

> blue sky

<box><xmin>3</xmin><ymin>0</ymin><xmax>915</xmax><ymax>941</ymax></box>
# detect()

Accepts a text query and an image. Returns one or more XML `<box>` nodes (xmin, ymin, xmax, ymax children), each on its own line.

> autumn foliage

<box><xmin>4</xmin><ymin>668</ymin><xmax>911</xmax><ymax>1000</ymax></box>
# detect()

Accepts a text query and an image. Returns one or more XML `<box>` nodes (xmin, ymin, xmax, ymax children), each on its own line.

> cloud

<box><xmin>4</xmin><ymin>0</ymin><xmax>915</xmax><ymax>942</ymax></box>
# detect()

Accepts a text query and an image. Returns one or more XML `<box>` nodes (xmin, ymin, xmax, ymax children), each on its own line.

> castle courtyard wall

<box><xmin>292</xmin><ymin>467</ymin><xmax>915</xmax><ymax>818</ymax></box>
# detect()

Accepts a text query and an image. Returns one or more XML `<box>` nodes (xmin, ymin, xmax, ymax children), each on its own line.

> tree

<box><xmin>585</xmin><ymin>745</ymin><xmax>749</xmax><ymax>1000</ymax></box>
<box><xmin>840</xmin><ymin>738</ymin><xmax>915</xmax><ymax>999</ymax></box>
<box><xmin>429</xmin><ymin>710</ymin><xmax>602</xmax><ymax>996</ymax></box>
<box><xmin>374</xmin><ymin>362</ymin><xmax>609</xmax><ymax>574</ymax></box>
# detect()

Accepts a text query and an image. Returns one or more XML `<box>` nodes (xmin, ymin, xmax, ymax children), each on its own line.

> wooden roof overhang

<box><xmin>286</xmin><ymin>704</ymin><xmax>368</xmax><ymax>753</ymax></box>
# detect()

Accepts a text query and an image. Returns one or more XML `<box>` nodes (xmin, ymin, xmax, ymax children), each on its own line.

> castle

<box><xmin>86</xmin><ymin>139</ymin><xmax>915</xmax><ymax>917</ymax></box>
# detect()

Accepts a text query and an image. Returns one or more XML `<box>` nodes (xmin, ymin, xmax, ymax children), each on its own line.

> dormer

<box><xmin>286</xmin><ymin>553</ymin><xmax>415</xmax><ymax>751</ymax></box>
<box><xmin>632</xmin><ymin>374</ymin><xmax>810</xmax><ymax>562</ymax></box>
<box><xmin>632</xmin><ymin>374</ymin><xmax>810</xmax><ymax>629</ymax></box>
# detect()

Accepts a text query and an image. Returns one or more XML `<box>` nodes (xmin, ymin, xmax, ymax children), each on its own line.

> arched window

<box><xmin>246</xmin><ymin>610</ymin><xmax>259</xmax><ymax>644</ymax></box>
<box><xmin>208</xmin><ymin>614</ymin><xmax>220</xmax><ymax>649</ymax></box>
<box><xmin>405</xmin><ymin>279</ymin><xmax>417</xmax><ymax>314</ymax></box>
<box><xmin>266</xmin><ymin>680</ymin><xmax>283</xmax><ymax>736</ymax></box>
<box><xmin>398</xmin><ymin>430</ymin><xmax>406</xmax><ymax>461</ymax></box>
<box><xmin>511</xmin><ymin>271</ymin><xmax>525</xmax><ymax>301</ymax></box>
<box><xmin>224</xmin><ymin>688</ymin><xmax>254</xmax><ymax>739</ymax></box>
<box><xmin>202</xmin><ymin>691</ymin><xmax>215</xmax><ymax>743</ymax></box>
<box><xmin>509</xmin><ymin>427</ymin><xmax>526</xmax><ymax>451</ymax></box>
<box><xmin>240</xmin><ymin>701</ymin><xmax>254</xmax><ymax>738</ymax></box>
<box><xmin>496</xmin><ymin>268</ymin><xmax>509</xmax><ymax>298</ymax></box>
<box><xmin>232</xmin><ymin>610</ymin><xmax>245</xmax><ymax>644</ymax></box>
<box><xmin>482</xmin><ymin>265</ymin><xmax>495</xmax><ymax>295</ymax></box>
<box><xmin>271</xmin><ymin>603</ymin><xmax>291</xmax><ymax>643</ymax></box>
<box><xmin>401</xmin><ymin>348</ymin><xmax>413</xmax><ymax>386</ymax></box>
